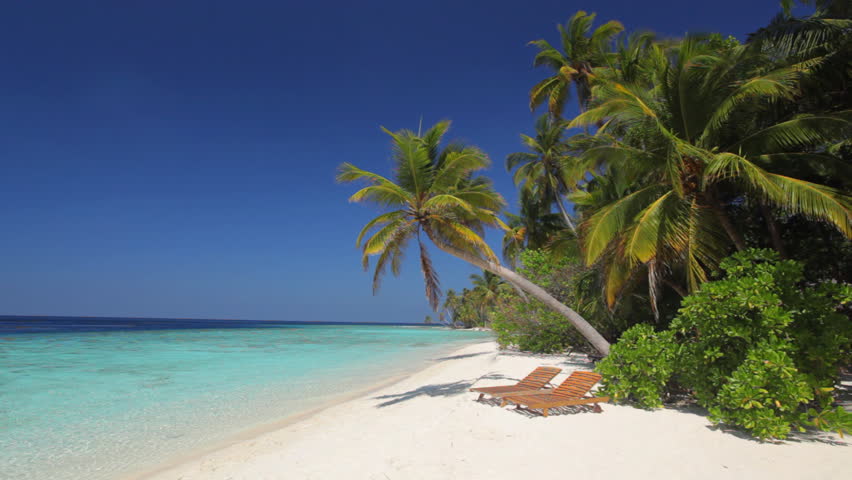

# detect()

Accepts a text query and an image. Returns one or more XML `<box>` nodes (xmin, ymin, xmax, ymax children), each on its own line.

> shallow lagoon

<box><xmin>0</xmin><ymin>323</ymin><xmax>490</xmax><ymax>479</ymax></box>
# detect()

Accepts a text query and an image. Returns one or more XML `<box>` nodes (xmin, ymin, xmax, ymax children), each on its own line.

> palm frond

<box><xmin>348</xmin><ymin>185</ymin><xmax>411</xmax><ymax>207</ymax></box>
<box><xmin>529</xmin><ymin>76</ymin><xmax>563</xmax><ymax>112</ymax></box>
<box><xmin>382</xmin><ymin>127</ymin><xmax>434</xmax><ymax>196</ymax></box>
<box><xmin>622</xmin><ymin>191</ymin><xmax>678</xmax><ymax>263</ymax></box>
<box><xmin>369</xmin><ymin>222</ymin><xmax>416</xmax><ymax>293</ymax></box>
<box><xmin>505</xmin><ymin>152</ymin><xmax>538</xmax><ymax>172</ymax></box>
<box><xmin>529</xmin><ymin>40</ymin><xmax>567</xmax><ymax>69</ymax></box>
<box><xmin>765</xmin><ymin>173</ymin><xmax>852</xmax><ymax>237</ymax></box>
<box><xmin>418</xmin><ymin>240</ymin><xmax>442</xmax><ymax>310</ymax></box>
<box><xmin>432</xmin><ymin>147</ymin><xmax>490</xmax><ymax>190</ymax></box>
<box><xmin>590</xmin><ymin>20</ymin><xmax>625</xmax><ymax>53</ymax></box>
<box><xmin>362</xmin><ymin>217</ymin><xmax>415</xmax><ymax>255</ymax></box>
<box><xmin>431</xmin><ymin>218</ymin><xmax>499</xmax><ymax>264</ymax></box>
<box><xmin>582</xmin><ymin>185</ymin><xmax>665</xmax><ymax>264</ymax></box>
<box><xmin>728</xmin><ymin>114</ymin><xmax>852</xmax><ymax>156</ymax></box>
<box><xmin>356</xmin><ymin>210</ymin><xmax>409</xmax><ymax>248</ymax></box>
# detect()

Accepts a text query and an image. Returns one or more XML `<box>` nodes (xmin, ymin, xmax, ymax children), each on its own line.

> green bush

<box><xmin>709</xmin><ymin>342</ymin><xmax>813</xmax><ymax>439</ymax></box>
<box><xmin>490</xmin><ymin>250</ymin><xmax>581</xmax><ymax>353</ymax></box>
<box><xmin>490</xmin><ymin>249</ymin><xmax>641</xmax><ymax>353</ymax></box>
<box><xmin>491</xmin><ymin>306</ymin><xmax>579</xmax><ymax>353</ymax></box>
<box><xmin>597</xmin><ymin>249</ymin><xmax>852</xmax><ymax>440</ymax></box>
<box><xmin>596</xmin><ymin>325</ymin><xmax>678</xmax><ymax>408</ymax></box>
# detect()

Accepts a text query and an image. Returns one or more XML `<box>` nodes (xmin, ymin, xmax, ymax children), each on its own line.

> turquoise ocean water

<box><xmin>0</xmin><ymin>320</ymin><xmax>490</xmax><ymax>479</ymax></box>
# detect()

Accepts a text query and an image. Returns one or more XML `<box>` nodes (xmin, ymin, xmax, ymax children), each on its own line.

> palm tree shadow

<box><xmin>433</xmin><ymin>352</ymin><xmax>489</xmax><ymax>361</ymax></box>
<box><xmin>476</xmin><ymin>373</ymin><xmax>517</xmax><ymax>382</ymax></box>
<box><xmin>666</xmin><ymin>402</ymin><xmax>849</xmax><ymax>445</ymax></box>
<box><xmin>702</xmin><ymin>424</ymin><xmax>849</xmax><ymax>446</ymax></box>
<box><xmin>373</xmin><ymin>380</ymin><xmax>474</xmax><ymax>408</ymax></box>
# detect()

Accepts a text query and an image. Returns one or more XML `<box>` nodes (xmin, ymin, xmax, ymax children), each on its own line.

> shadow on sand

<box><xmin>433</xmin><ymin>352</ymin><xmax>489</xmax><ymax>361</ymax></box>
<box><xmin>373</xmin><ymin>380</ymin><xmax>474</xmax><ymax>408</ymax></box>
<box><xmin>670</xmin><ymin>404</ymin><xmax>849</xmax><ymax>446</ymax></box>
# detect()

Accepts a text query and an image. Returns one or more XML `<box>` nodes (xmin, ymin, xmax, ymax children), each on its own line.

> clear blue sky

<box><xmin>1</xmin><ymin>0</ymin><xmax>788</xmax><ymax>321</ymax></box>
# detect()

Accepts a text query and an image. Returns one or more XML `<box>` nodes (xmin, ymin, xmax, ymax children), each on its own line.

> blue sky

<box><xmin>1</xmin><ymin>0</ymin><xmax>789</xmax><ymax>322</ymax></box>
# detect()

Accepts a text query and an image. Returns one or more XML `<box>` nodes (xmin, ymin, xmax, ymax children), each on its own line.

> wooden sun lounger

<box><xmin>501</xmin><ymin>370</ymin><xmax>609</xmax><ymax>417</ymax></box>
<box><xmin>469</xmin><ymin>366</ymin><xmax>562</xmax><ymax>401</ymax></box>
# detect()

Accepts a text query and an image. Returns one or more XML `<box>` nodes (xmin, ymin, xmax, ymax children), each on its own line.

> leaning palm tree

<box><xmin>570</xmin><ymin>35</ymin><xmax>852</xmax><ymax>305</ymax></box>
<box><xmin>506</xmin><ymin>115</ymin><xmax>582</xmax><ymax>231</ymax></box>
<box><xmin>529</xmin><ymin>10</ymin><xmax>624</xmax><ymax>118</ymax></box>
<box><xmin>337</xmin><ymin>121</ymin><xmax>611</xmax><ymax>354</ymax></box>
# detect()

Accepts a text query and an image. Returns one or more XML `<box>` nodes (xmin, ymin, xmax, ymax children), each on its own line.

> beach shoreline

<box><xmin>120</xmin><ymin>339</ymin><xmax>487</xmax><ymax>480</ymax></box>
<box><xmin>137</xmin><ymin>341</ymin><xmax>851</xmax><ymax>480</ymax></box>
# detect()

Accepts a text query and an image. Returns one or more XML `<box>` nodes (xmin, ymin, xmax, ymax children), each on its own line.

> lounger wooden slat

<box><xmin>469</xmin><ymin>366</ymin><xmax>561</xmax><ymax>401</ymax></box>
<box><xmin>501</xmin><ymin>370</ymin><xmax>609</xmax><ymax>417</ymax></box>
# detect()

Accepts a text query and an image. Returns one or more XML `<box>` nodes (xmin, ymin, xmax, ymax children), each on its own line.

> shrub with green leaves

<box><xmin>596</xmin><ymin>324</ymin><xmax>678</xmax><ymax>408</ymax></box>
<box><xmin>490</xmin><ymin>250</ymin><xmax>582</xmax><ymax>353</ymax></box>
<box><xmin>490</xmin><ymin>249</ymin><xmax>643</xmax><ymax>353</ymax></box>
<box><xmin>597</xmin><ymin>249</ymin><xmax>852</xmax><ymax>440</ymax></box>
<box><xmin>709</xmin><ymin>342</ymin><xmax>814</xmax><ymax>439</ymax></box>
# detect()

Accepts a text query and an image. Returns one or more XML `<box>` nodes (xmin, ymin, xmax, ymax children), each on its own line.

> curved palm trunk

<box><xmin>663</xmin><ymin>278</ymin><xmax>687</xmax><ymax>297</ymax></box>
<box><xmin>760</xmin><ymin>203</ymin><xmax>787</xmax><ymax>258</ymax></box>
<box><xmin>554</xmin><ymin>194</ymin><xmax>578</xmax><ymax>234</ymax></box>
<box><xmin>708</xmin><ymin>198</ymin><xmax>746</xmax><ymax>251</ymax></box>
<box><xmin>428</xmin><ymin>238</ymin><xmax>611</xmax><ymax>355</ymax></box>
<box><xmin>551</xmin><ymin>170</ymin><xmax>578</xmax><ymax>234</ymax></box>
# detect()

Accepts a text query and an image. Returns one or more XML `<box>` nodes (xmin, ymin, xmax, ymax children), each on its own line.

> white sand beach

<box><xmin>141</xmin><ymin>341</ymin><xmax>851</xmax><ymax>480</ymax></box>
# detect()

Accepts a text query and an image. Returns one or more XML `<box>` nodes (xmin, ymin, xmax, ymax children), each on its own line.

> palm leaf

<box><xmin>418</xmin><ymin>240</ymin><xmax>442</xmax><ymax>310</ymax></box>
<box><xmin>582</xmin><ymin>184</ymin><xmax>665</xmax><ymax>264</ymax></box>
<box><xmin>382</xmin><ymin>127</ymin><xmax>433</xmax><ymax>196</ymax></box>
<box><xmin>370</xmin><ymin>223</ymin><xmax>415</xmax><ymax>293</ymax></box>
<box><xmin>729</xmin><ymin>114</ymin><xmax>852</xmax><ymax>156</ymax></box>
<box><xmin>765</xmin><ymin>173</ymin><xmax>852</xmax><ymax>237</ymax></box>
<box><xmin>356</xmin><ymin>210</ymin><xmax>409</xmax><ymax>248</ymax></box>
<box><xmin>362</xmin><ymin>217</ymin><xmax>414</xmax><ymax>255</ymax></box>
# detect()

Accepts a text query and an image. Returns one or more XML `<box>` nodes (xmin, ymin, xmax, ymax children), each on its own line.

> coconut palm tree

<box><xmin>529</xmin><ymin>10</ymin><xmax>624</xmax><ymax>118</ymax></box>
<box><xmin>502</xmin><ymin>189</ymin><xmax>563</xmax><ymax>266</ymax></box>
<box><xmin>751</xmin><ymin>0</ymin><xmax>851</xmax><ymax>114</ymax></box>
<box><xmin>467</xmin><ymin>271</ymin><xmax>511</xmax><ymax>325</ymax></box>
<box><xmin>570</xmin><ymin>35</ymin><xmax>852</xmax><ymax>303</ymax></box>
<box><xmin>506</xmin><ymin>115</ymin><xmax>581</xmax><ymax>231</ymax></box>
<box><xmin>337</xmin><ymin>120</ymin><xmax>611</xmax><ymax>354</ymax></box>
<box><xmin>470</xmin><ymin>270</ymin><xmax>510</xmax><ymax>303</ymax></box>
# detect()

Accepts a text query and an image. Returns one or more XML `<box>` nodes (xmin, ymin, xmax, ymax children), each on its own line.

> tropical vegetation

<box><xmin>339</xmin><ymin>0</ymin><xmax>851</xmax><ymax>440</ymax></box>
<box><xmin>597</xmin><ymin>250</ymin><xmax>852</xmax><ymax>439</ymax></box>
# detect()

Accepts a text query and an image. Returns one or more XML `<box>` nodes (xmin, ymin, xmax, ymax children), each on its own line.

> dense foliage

<box><xmin>491</xmin><ymin>249</ymin><xmax>654</xmax><ymax>353</ymax></box>
<box><xmin>597</xmin><ymin>250</ymin><xmax>852</xmax><ymax>439</ymax></box>
<box><xmin>595</xmin><ymin>324</ymin><xmax>678</xmax><ymax>408</ymax></box>
<box><xmin>490</xmin><ymin>250</ymin><xmax>584</xmax><ymax>352</ymax></box>
<box><xmin>342</xmin><ymin>0</ymin><xmax>851</xmax><ymax>440</ymax></box>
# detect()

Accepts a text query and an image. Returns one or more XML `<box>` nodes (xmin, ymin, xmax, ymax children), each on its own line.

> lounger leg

<box><xmin>542</xmin><ymin>408</ymin><xmax>548</xmax><ymax>417</ymax></box>
<box><xmin>477</xmin><ymin>393</ymin><xmax>484</xmax><ymax>402</ymax></box>
<box><xmin>500</xmin><ymin>399</ymin><xmax>508</xmax><ymax>407</ymax></box>
<box><xmin>593</xmin><ymin>404</ymin><xmax>603</xmax><ymax>413</ymax></box>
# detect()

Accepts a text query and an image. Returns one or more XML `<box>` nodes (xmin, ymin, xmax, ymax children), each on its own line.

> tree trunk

<box><xmin>709</xmin><ymin>199</ymin><xmax>746</xmax><ymax>251</ymax></box>
<box><xmin>428</xmin><ymin>238</ymin><xmax>611</xmax><ymax>355</ymax></box>
<box><xmin>554</xmin><ymin>193</ymin><xmax>578</xmax><ymax>234</ymax></box>
<box><xmin>663</xmin><ymin>278</ymin><xmax>687</xmax><ymax>297</ymax></box>
<box><xmin>760</xmin><ymin>203</ymin><xmax>786</xmax><ymax>258</ymax></box>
